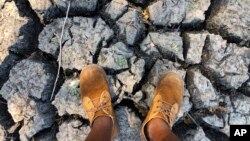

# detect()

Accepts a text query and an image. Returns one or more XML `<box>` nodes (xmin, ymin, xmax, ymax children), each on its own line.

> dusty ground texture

<box><xmin>0</xmin><ymin>0</ymin><xmax>250</xmax><ymax>141</ymax></box>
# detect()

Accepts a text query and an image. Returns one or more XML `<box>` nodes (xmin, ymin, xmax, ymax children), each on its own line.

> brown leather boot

<box><xmin>80</xmin><ymin>64</ymin><xmax>119</xmax><ymax>140</ymax></box>
<box><xmin>140</xmin><ymin>72</ymin><xmax>184</xmax><ymax>141</ymax></box>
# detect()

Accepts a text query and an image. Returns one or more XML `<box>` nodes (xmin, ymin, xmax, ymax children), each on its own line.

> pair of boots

<box><xmin>80</xmin><ymin>65</ymin><xmax>183</xmax><ymax>141</ymax></box>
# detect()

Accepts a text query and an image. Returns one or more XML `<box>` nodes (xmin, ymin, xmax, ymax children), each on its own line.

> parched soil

<box><xmin>0</xmin><ymin>0</ymin><xmax>249</xmax><ymax>141</ymax></box>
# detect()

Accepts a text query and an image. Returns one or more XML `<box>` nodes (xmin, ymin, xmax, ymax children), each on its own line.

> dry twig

<box><xmin>50</xmin><ymin>0</ymin><xmax>71</xmax><ymax>101</ymax></box>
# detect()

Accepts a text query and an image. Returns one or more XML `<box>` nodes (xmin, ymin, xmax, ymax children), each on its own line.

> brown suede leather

<box><xmin>140</xmin><ymin>72</ymin><xmax>184</xmax><ymax>141</ymax></box>
<box><xmin>80</xmin><ymin>64</ymin><xmax>119</xmax><ymax>140</ymax></box>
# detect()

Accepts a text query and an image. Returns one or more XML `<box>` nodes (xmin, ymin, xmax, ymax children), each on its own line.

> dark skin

<box><xmin>145</xmin><ymin>118</ymin><xmax>180</xmax><ymax>141</ymax></box>
<box><xmin>85</xmin><ymin>117</ymin><xmax>180</xmax><ymax>141</ymax></box>
<box><xmin>85</xmin><ymin>116</ymin><xmax>113</xmax><ymax>141</ymax></box>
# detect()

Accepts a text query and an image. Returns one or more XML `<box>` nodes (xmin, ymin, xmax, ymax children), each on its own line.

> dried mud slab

<box><xmin>183</xmin><ymin>32</ymin><xmax>208</xmax><ymax>64</ymax></box>
<box><xmin>0</xmin><ymin>1</ymin><xmax>41</xmax><ymax>89</ymax></box>
<box><xmin>0</xmin><ymin>59</ymin><xmax>57</xmax><ymax>140</ymax></box>
<box><xmin>203</xmin><ymin>34</ymin><xmax>250</xmax><ymax>89</ymax></box>
<box><xmin>187</xmin><ymin>68</ymin><xmax>219</xmax><ymax>109</ymax></box>
<box><xmin>216</xmin><ymin>93</ymin><xmax>250</xmax><ymax>136</ymax></box>
<box><xmin>56</xmin><ymin>119</ymin><xmax>90</xmax><ymax>141</ymax></box>
<box><xmin>0</xmin><ymin>1</ymin><xmax>27</xmax><ymax>62</ymax></box>
<box><xmin>98</xmin><ymin>42</ymin><xmax>134</xmax><ymax>70</ymax></box>
<box><xmin>39</xmin><ymin>17</ymin><xmax>114</xmax><ymax>70</ymax></box>
<box><xmin>148</xmin><ymin>0</ymin><xmax>186</xmax><ymax>26</ymax></box>
<box><xmin>230</xmin><ymin>94</ymin><xmax>250</xmax><ymax>125</ymax></box>
<box><xmin>105</xmin><ymin>0</ymin><xmax>128</xmax><ymax>20</ymax></box>
<box><xmin>0</xmin><ymin>54</ymin><xmax>21</xmax><ymax>88</ymax></box>
<box><xmin>105</xmin><ymin>56</ymin><xmax>145</xmax><ymax>104</ymax></box>
<box><xmin>1</xmin><ymin>0</ymin><xmax>249</xmax><ymax>140</ymax></box>
<box><xmin>117</xmin><ymin>8</ymin><xmax>145</xmax><ymax>45</ymax></box>
<box><xmin>115</xmin><ymin>106</ymin><xmax>141</xmax><ymax>141</ymax></box>
<box><xmin>28</xmin><ymin>0</ymin><xmax>98</xmax><ymax>21</ymax></box>
<box><xmin>206</xmin><ymin>0</ymin><xmax>250</xmax><ymax>45</ymax></box>
<box><xmin>52</xmin><ymin>78</ymin><xmax>87</xmax><ymax>118</ymax></box>
<box><xmin>183</xmin><ymin>0</ymin><xmax>210</xmax><ymax>25</ymax></box>
<box><xmin>117</xmin><ymin>57</ymin><xmax>145</xmax><ymax>94</ymax></box>
<box><xmin>140</xmin><ymin>32</ymin><xmax>184</xmax><ymax>60</ymax></box>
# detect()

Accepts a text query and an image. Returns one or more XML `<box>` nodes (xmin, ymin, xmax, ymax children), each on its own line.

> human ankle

<box><xmin>92</xmin><ymin>116</ymin><xmax>113</xmax><ymax>130</ymax></box>
<box><xmin>145</xmin><ymin>118</ymin><xmax>170</xmax><ymax>140</ymax></box>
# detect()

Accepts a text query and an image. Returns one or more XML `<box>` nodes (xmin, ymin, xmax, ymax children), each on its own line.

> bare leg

<box><xmin>146</xmin><ymin>118</ymin><xmax>180</xmax><ymax>141</ymax></box>
<box><xmin>85</xmin><ymin>116</ymin><xmax>113</xmax><ymax>141</ymax></box>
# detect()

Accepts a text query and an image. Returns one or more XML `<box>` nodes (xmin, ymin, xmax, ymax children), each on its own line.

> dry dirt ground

<box><xmin>0</xmin><ymin>0</ymin><xmax>250</xmax><ymax>141</ymax></box>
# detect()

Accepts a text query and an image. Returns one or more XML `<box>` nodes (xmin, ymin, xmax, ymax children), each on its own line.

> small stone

<box><xmin>148</xmin><ymin>0</ymin><xmax>186</xmax><ymax>26</ymax></box>
<box><xmin>98</xmin><ymin>42</ymin><xmax>134</xmax><ymax>70</ymax></box>
<box><xmin>187</xmin><ymin>68</ymin><xmax>218</xmax><ymax>109</ymax></box>
<box><xmin>183</xmin><ymin>0</ymin><xmax>210</xmax><ymax>25</ymax></box>
<box><xmin>184</xmin><ymin>32</ymin><xmax>208</xmax><ymax>64</ymax></box>
<box><xmin>202</xmin><ymin>115</ymin><xmax>224</xmax><ymax>128</ymax></box>
<box><xmin>52</xmin><ymin>78</ymin><xmax>87</xmax><ymax>118</ymax></box>
<box><xmin>56</xmin><ymin>120</ymin><xmax>90</xmax><ymax>141</ymax></box>
<box><xmin>105</xmin><ymin>0</ymin><xmax>128</xmax><ymax>20</ymax></box>
<box><xmin>117</xmin><ymin>9</ymin><xmax>145</xmax><ymax>45</ymax></box>
<box><xmin>140</xmin><ymin>32</ymin><xmax>184</xmax><ymax>60</ymax></box>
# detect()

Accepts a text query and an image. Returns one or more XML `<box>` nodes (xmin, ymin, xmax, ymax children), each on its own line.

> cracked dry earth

<box><xmin>0</xmin><ymin>0</ymin><xmax>249</xmax><ymax>141</ymax></box>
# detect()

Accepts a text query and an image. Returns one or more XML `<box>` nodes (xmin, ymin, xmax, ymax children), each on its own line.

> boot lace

<box><xmin>154</xmin><ymin>100</ymin><xmax>175</xmax><ymax>124</ymax></box>
<box><xmin>86</xmin><ymin>92</ymin><xmax>111</xmax><ymax>113</ymax></box>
